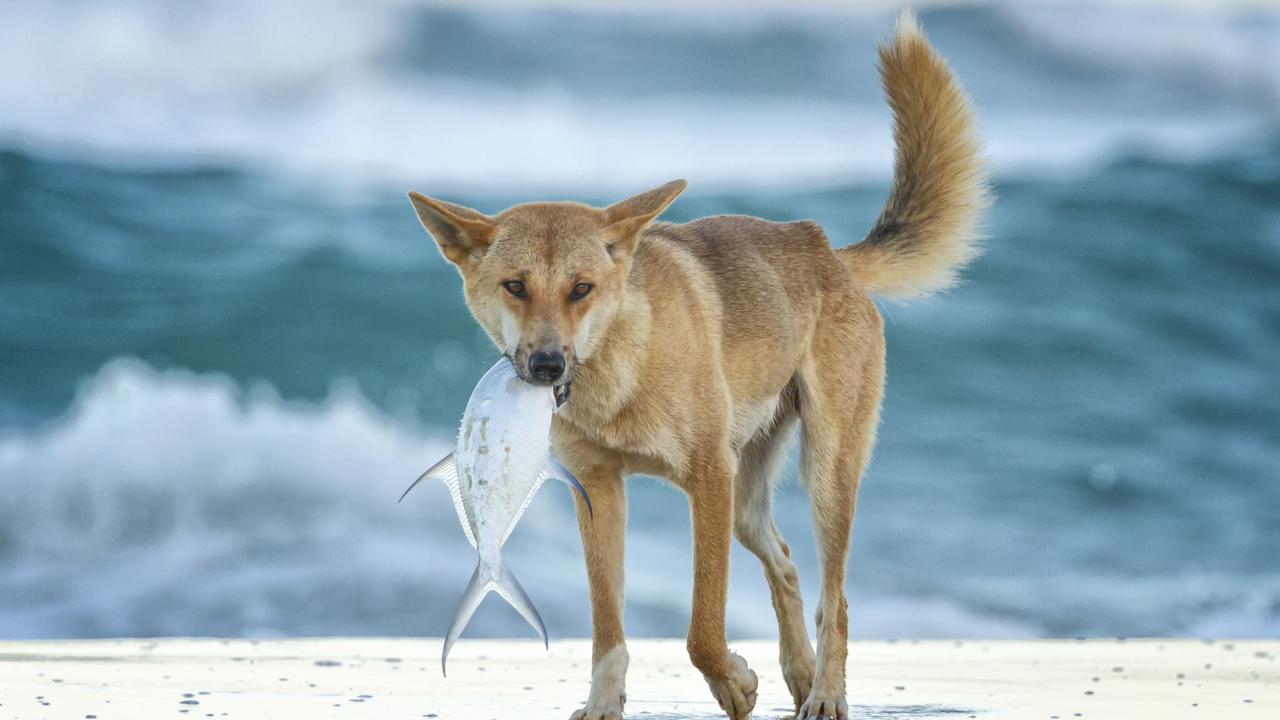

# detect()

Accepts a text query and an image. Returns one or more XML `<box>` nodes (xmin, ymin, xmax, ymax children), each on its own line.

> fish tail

<box><xmin>440</xmin><ymin>560</ymin><xmax>549</xmax><ymax>677</ymax></box>
<box><xmin>442</xmin><ymin>564</ymin><xmax>489</xmax><ymax>677</ymax></box>
<box><xmin>492</xmin><ymin>560</ymin><xmax>548</xmax><ymax>650</ymax></box>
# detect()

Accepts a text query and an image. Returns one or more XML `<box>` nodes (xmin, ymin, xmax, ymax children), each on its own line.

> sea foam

<box><xmin>0</xmin><ymin>1</ymin><xmax>1273</xmax><ymax>191</ymax></box>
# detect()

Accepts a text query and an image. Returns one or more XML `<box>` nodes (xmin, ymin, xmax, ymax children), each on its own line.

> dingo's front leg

<box><xmin>685</xmin><ymin>452</ymin><xmax>759</xmax><ymax>720</ymax></box>
<box><xmin>570</xmin><ymin>462</ymin><xmax>628</xmax><ymax>720</ymax></box>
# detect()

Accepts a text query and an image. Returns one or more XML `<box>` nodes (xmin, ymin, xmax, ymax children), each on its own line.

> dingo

<box><xmin>408</xmin><ymin>13</ymin><xmax>988</xmax><ymax>720</ymax></box>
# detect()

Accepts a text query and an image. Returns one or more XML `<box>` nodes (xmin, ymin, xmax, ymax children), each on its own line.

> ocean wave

<box><xmin>0</xmin><ymin>358</ymin><xmax>766</xmax><ymax>639</ymax></box>
<box><xmin>0</xmin><ymin>358</ymin><xmax>458</xmax><ymax>636</ymax></box>
<box><xmin>2</xmin><ymin>359</ymin><xmax>1279</xmax><ymax>639</ymax></box>
<box><xmin>1005</xmin><ymin>2</ymin><xmax>1280</xmax><ymax>112</ymax></box>
<box><xmin>0</xmin><ymin>358</ymin><xmax>451</xmax><ymax>556</ymax></box>
<box><xmin>1</xmin><ymin>1</ymin><xmax>1274</xmax><ymax>190</ymax></box>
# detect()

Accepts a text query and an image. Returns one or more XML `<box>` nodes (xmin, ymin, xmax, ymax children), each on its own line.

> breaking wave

<box><xmin>0</xmin><ymin>1</ymin><xmax>1274</xmax><ymax>190</ymax></box>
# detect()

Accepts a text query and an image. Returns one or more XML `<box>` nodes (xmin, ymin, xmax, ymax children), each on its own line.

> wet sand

<box><xmin>0</xmin><ymin>638</ymin><xmax>1274</xmax><ymax>719</ymax></box>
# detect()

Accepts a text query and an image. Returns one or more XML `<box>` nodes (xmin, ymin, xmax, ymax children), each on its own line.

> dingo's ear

<box><xmin>408</xmin><ymin>192</ymin><xmax>497</xmax><ymax>266</ymax></box>
<box><xmin>603</xmin><ymin>179</ymin><xmax>687</xmax><ymax>261</ymax></box>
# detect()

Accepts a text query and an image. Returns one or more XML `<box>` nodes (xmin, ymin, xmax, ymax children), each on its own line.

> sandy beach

<box><xmin>0</xmin><ymin>637</ymin><xmax>1274</xmax><ymax>719</ymax></box>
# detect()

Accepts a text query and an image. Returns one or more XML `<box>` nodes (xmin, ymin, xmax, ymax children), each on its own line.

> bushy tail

<box><xmin>839</xmin><ymin>11</ymin><xmax>990</xmax><ymax>299</ymax></box>
<box><xmin>441</xmin><ymin>559</ymin><xmax>547</xmax><ymax>676</ymax></box>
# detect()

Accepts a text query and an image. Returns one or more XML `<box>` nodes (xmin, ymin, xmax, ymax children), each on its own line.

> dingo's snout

<box><xmin>528</xmin><ymin>350</ymin><xmax>567</xmax><ymax>385</ymax></box>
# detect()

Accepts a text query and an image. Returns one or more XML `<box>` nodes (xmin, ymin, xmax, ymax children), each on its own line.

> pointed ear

<box><xmin>603</xmin><ymin>179</ymin><xmax>687</xmax><ymax>261</ymax></box>
<box><xmin>407</xmin><ymin>191</ymin><xmax>497</xmax><ymax>266</ymax></box>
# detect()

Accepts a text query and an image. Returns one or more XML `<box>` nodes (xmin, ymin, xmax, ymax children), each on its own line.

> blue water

<box><xmin>1</xmin><ymin>1</ymin><xmax>1278</xmax><ymax>641</ymax></box>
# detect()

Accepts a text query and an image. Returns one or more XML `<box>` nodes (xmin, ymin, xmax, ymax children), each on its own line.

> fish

<box><xmin>399</xmin><ymin>358</ymin><xmax>590</xmax><ymax>675</ymax></box>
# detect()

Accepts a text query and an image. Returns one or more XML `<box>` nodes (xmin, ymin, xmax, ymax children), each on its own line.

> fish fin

<box><xmin>545</xmin><ymin>454</ymin><xmax>592</xmax><ymax>518</ymax></box>
<box><xmin>399</xmin><ymin>452</ymin><xmax>457</xmax><ymax>503</ymax></box>
<box><xmin>441</xmin><ymin>560</ymin><xmax>548</xmax><ymax>676</ymax></box>
<box><xmin>441</xmin><ymin>562</ymin><xmax>489</xmax><ymax>677</ymax></box>
<box><xmin>492</xmin><ymin>560</ymin><xmax>549</xmax><ymax>651</ymax></box>
<box><xmin>401</xmin><ymin>452</ymin><xmax>476</xmax><ymax>548</ymax></box>
<box><xmin>496</xmin><ymin>452</ymin><xmax>591</xmax><ymax>549</ymax></box>
<box><xmin>499</xmin><ymin>477</ymin><xmax>545</xmax><ymax>547</ymax></box>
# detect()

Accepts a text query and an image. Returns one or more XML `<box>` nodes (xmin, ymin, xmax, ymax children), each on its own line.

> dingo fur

<box><xmin>408</xmin><ymin>13</ymin><xmax>988</xmax><ymax>720</ymax></box>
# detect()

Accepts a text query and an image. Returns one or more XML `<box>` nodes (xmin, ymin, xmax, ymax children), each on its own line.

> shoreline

<box><xmin>0</xmin><ymin>638</ymin><xmax>1274</xmax><ymax>718</ymax></box>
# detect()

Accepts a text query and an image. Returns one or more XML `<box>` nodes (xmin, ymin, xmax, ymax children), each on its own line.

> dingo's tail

<box><xmin>839</xmin><ymin>12</ymin><xmax>990</xmax><ymax>299</ymax></box>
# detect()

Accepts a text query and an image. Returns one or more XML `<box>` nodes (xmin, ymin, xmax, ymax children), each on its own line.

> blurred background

<box><xmin>1</xmin><ymin>0</ymin><xmax>1277</xmax><ymax>642</ymax></box>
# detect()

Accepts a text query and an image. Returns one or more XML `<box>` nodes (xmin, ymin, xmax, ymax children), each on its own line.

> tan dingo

<box><xmin>408</xmin><ymin>13</ymin><xmax>988</xmax><ymax>720</ymax></box>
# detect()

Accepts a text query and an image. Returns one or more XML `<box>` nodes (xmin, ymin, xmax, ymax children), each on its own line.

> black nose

<box><xmin>528</xmin><ymin>351</ymin><xmax>566</xmax><ymax>383</ymax></box>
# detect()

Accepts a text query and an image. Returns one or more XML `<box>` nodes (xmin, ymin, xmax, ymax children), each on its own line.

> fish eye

<box><xmin>569</xmin><ymin>282</ymin><xmax>593</xmax><ymax>301</ymax></box>
<box><xmin>502</xmin><ymin>280</ymin><xmax>527</xmax><ymax>299</ymax></box>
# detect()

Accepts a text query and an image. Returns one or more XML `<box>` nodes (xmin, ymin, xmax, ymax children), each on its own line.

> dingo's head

<box><xmin>409</xmin><ymin>180</ymin><xmax>685</xmax><ymax>386</ymax></box>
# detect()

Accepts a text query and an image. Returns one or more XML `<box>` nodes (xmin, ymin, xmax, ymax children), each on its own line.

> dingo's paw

<box><xmin>569</xmin><ymin>695</ymin><xmax>624</xmax><ymax>720</ymax></box>
<box><xmin>702</xmin><ymin>651</ymin><xmax>758</xmax><ymax>720</ymax></box>
<box><xmin>798</xmin><ymin>692</ymin><xmax>847</xmax><ymax>720</ymax></box>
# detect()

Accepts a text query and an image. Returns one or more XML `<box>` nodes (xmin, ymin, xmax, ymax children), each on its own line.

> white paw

<box><xmin>568</xmin><ymin>696</ymin><xmax>624</xmax><ymax>720</ymax></box>
<box><xmin>798</xmin><ymin>693</ymin><xmax>847</xmax><ymax>720</ymax></box>
<box><xmin>571</xmin><ymin>646</ymin><xmax>628</xmax><ymax>720</ymax></box>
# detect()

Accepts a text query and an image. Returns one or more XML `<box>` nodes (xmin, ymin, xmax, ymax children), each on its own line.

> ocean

<box><xmin>1</xmin><ymin>0</ymin><xmax>1278</xmax><ymax>642</ymax></box>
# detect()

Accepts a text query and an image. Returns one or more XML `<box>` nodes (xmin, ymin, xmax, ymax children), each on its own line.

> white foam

<box><xmin>0</xmin><ymin>0</ymin><xmax>1274</xmax><ymax>191</ymax></box>
<box><xmin>2</xmin><ymin>360</ymin><xmax>1278</xmax><ymax>639</ymax></box>
<box><xmin>0</xmin><ymin>359</ymin><xmax>451</xmax><ymax>553</ymax></box>
<box><xmin>1007</xmin><ymin>2</ymin><xmax>1280</xmax><ymax>110</ymax></box>
<box><xmin>2</xmin><ymin>359</ymin><xmax>1027</xmax><ymax>639</ymax></box>
<box><xmin>0</xmin><ymin>358</ymin><xmax>459</xmax><ymax>636</ymax></box>
<box><xmin>0</xmin><ymin>359</ymin><xmax>606</xmax><ymax>638</ymax></box>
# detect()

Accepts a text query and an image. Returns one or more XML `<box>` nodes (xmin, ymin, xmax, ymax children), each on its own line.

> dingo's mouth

<box><xmin>554</xmin><ymin>382</ymin><xmax>571</xmax><ymax>408</ymax></box>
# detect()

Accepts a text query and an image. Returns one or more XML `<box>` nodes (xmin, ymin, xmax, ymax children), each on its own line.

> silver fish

<box><xmin>399</xmin><ymin>358</ymin><xmax>589</xmax><ymax>675</ymax></box>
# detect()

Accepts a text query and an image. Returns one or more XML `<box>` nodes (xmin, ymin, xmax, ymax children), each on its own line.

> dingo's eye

<box><xmin>569</xmin><ymin>283</ymin><xmax>593</xmax><ymax>301</ymax></box>
<box><xmin>502</xmin><ymin>280</ymin><xmax>527</xmax><ymax>298</ymax></box>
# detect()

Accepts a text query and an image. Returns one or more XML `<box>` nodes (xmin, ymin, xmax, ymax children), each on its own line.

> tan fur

<box><xmin>408</xmin><ymin>13</ymin><xmax>986</xmax><ymax>720</ymax></box>
<box><xmin>840</xmin><ymin>12</ymin><xmax>989</xmax><ymax>299</ymax></box>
